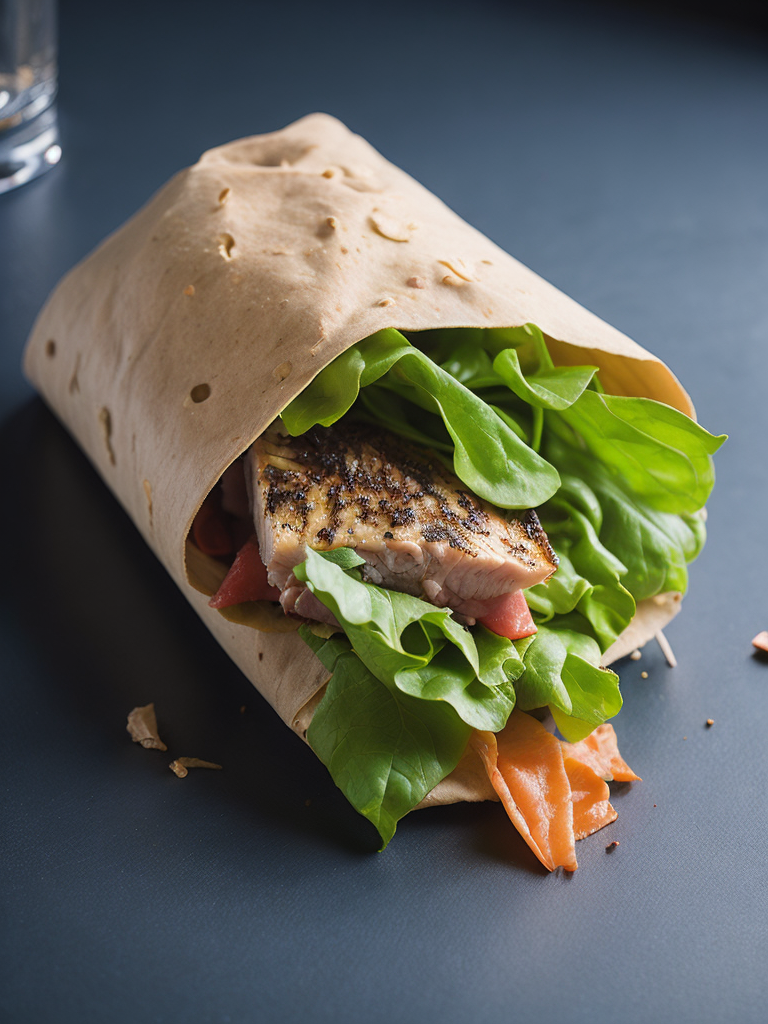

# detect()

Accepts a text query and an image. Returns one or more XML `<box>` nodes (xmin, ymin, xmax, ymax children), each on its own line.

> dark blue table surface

<box><xmin>2</xmin><ymin>2</ymin><xmax>767</xmax><ymax>1022</ymax></box>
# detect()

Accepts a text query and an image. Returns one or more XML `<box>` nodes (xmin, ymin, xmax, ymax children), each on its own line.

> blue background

<box><xmin>2</xmin><ymin>2</ymin><xmax>767</xmax><ymax>1022</ymax></box>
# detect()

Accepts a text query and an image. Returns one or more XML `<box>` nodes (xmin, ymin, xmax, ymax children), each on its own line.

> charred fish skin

<box><xmin>520</xmin><ymin>507</ymin><xmax>558</xmax><ymax>573</ymax></box>
<box><xmin>246</xmin><ymin>421</ymin><xmax>558</xmax><ymax>619</ymax></box>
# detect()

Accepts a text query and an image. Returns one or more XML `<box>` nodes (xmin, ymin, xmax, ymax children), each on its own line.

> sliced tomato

<box><xmin>192</xmin><ymin>491</ymin><xmax>234</xmax><ymax>557</ymax></box>
<box><xmin>478</xmin><ymin>589</ymin><xmax>537</xmax><ymax>641</ymax></box>
<box><xmin>209</xmin><ymin>535</ymin><xmax>281</xmax><ymax>608</ymax></box>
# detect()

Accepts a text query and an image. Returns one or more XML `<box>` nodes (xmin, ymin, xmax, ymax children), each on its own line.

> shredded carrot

<box><xmin>472</xmin><ymin>712</ymin><xmax>578</xmax><ymax>872</ymax></box>
<box><xmin>472</xmin><ymin>715</ymin><xmax>641</xmax><ymax>871</ymax></box>
<box><xmin>561</xmin><ymin>723</ymin><xmax>641</xmax><ymax>782</ymax></box>
<box><xmin>562</xmin><ymin>755</ymin><xmax>617</xmax><ymax>840</ymax></box>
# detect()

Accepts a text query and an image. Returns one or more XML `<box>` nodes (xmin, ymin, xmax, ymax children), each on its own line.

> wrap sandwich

<box><xmin>24</xmin><ymin>114</ymin><xmax>724</xmax><ymax>871</ymax></box>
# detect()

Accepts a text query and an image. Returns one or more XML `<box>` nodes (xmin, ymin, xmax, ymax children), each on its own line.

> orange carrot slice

<box><xmin>563</xmin><ymin>755</ymin><xmax>617</xmax><ymax>840</ymax></box>
<box><xmin>472</xmin><ymin>711</ymin><xmax>578</xmax><ymax>872</ymax></box>
<box><xmin>561</xmin><ymin>723</ymin><xmax>641</xmax><ymax>782</ymax></box>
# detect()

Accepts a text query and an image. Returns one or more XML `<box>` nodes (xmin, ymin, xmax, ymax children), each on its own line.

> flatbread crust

<box><xmin>24</xmin><ymin>113</ymin><xmax>694</xmax><ymax>807</ymax></box>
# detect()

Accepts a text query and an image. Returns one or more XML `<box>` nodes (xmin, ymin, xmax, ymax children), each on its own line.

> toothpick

<box><xmin>655</xmin><ymin>630</ymin><xmax>677</xmax><ymax>668</ymax></box>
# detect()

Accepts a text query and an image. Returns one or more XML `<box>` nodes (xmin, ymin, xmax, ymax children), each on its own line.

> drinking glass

<box><xmin>0</xmin><ymin>0</ymin><xmax>60</xmax><ymax>194</ymax></box>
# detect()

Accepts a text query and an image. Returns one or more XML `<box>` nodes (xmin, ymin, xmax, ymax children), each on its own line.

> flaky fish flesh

<box><xmin>245</xmin><ymin>421</ymin><xmax>557</xmax><ymax>623</ymax></box>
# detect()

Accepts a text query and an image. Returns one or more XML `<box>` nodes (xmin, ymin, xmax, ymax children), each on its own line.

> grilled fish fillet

<box><xmin>245</xmin><ymin>421</ymin><xmax>558</xmax><ymax>621</ymax></box>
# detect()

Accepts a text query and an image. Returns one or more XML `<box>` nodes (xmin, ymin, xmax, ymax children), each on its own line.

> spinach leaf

<box><xmin>282</xmin><ymin>329</ymin><xmax>560</xmax><ymax>508</ymax></box>
<box><xmin>302</xmin><ymin>628</ymin><xmax>470</xmax><ymax>848</ymax></box>
<box><xmin>545</xmin><ymin>439</ymin><xmax>707</xmax><ymax>602</ymax></box>
<box><xmin>284</xmin><ymin>324</ymin><xmax>724</xmax><ymax>826</ymax></box>
<box><xmin>295</xmin><ymin>548</ymin><xmax>522</xmax><ymax>732</ymax></box>
<box><xmin>512</xmin><ymin>619</ymin><xmax>623</xmax><ymax>742</ymax></box>
<box><xmin>491</xmin><ymin>323</ymin><xmax>598</xmax><ymax>410</ymax></box>
<box><xmin>556</xmin><ymin>390</ymin><xmax>725</xmax><ymax>514</ymax></box>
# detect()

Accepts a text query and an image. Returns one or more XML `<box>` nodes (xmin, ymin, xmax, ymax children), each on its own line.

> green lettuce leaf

<box><xmin>281</xmin><ymin>329</ymin><xmax>411</xmax><ymax>433</ymax></box>
<box><xmin>512</xmin><ymin>619</ymin><xmax>623</xmax><ymax>742</ymax></box>
<box><xmin>294</xmin><ymin>548</ymin><xmax>522</xmax><ymax>732</ymax></box>
<box><xmin>491</xmin><ymin>323</ymin><xmax>598</xmax><ymax>411</ymax></box>
<box><xmin>302</xmin><ymin>628</ymin><xmax>470</xmax><ymax>848</ymax></box>
<box><xmin>544</xmin><ymin>440</ymin><xmax>707</xmax><ymax>602</ymax></box>
<box><xmin>536</xmin><ymin>490</ymin><xmax>635</xmax><ymax>649</ymax></box>
<box><xmin>296</xmin><ymin>551</ymin><xmax>529</xmax><ymax>846</ymax></box>
<box><xmin>555</xmin><ymin>390</ymin><xmax>726</xmax><ymax>514</ymax></box>
<box><xmin>277</xmin><ymin>324</ymin><xmax>725</xmax><ymax>836</ymax></box>
<box><xmin>282</xmin><ymin>328</ymin><xmax>560</xmax><ymax>508</ymax></box>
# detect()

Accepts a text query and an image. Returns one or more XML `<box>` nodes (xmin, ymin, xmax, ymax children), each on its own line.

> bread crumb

<box><xmin>641</xmin><ymin>671</ymin><xmax>649</xmax><ymax>679</ymax></box>
<box><xmin>630</xmin><ymin>649</ymin><xmax>642</xmax><ymax>661</ymax></box>
<box><xmin>751</xmin><ymin>631</ymin><xmax>768</xmax><ymax>652</ymax></box>
<box><xmin>706</xmin><ymin>718</ymin><xmax>714</xmax><ymax>727</ymax></box>
<box><xmin>169</xmin><ymin>757</ymin><xmax>223</xmax><ymax>778</ymax></box>
<box><xmin>126</xmin><ymin>703</ymin><xmax>167</xmax><ymax>751</ymax></box>
<box><xmin>606</xmin><ymin>840</ymin><xmax>620</xmax><ymax>852</ymax></box>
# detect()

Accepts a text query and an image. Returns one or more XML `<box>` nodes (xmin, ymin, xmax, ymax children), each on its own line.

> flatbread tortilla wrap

<box><xmin>23</xmin><ymin>113</ymin><xmax>720</xmax><ymax>864</ymax></box>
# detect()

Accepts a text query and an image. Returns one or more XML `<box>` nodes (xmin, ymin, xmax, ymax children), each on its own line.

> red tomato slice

<box><xmin>192</xmin><ymin>491</ymin><xmax>234</xmax><ymax>557</ymax></box>
<box><xmin>209</xmin><ymin>535</ymin><xmax>281</xmax><ymax>608</ymax></box>
<box><xmin>478</xmin><ymin>590</ymin><xmax>537</xmax><ymax>641</ymax></box>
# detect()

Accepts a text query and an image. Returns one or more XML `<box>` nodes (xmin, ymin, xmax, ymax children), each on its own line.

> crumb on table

<box><xmin>126</xmin><ymin>703</ymin><xmax>167</xmax><ymax>751</ymax></box>
<box><xmin>169</xmin><ymin>757</ymin><xmax>223</xmax><ymax>778</ymax></box>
